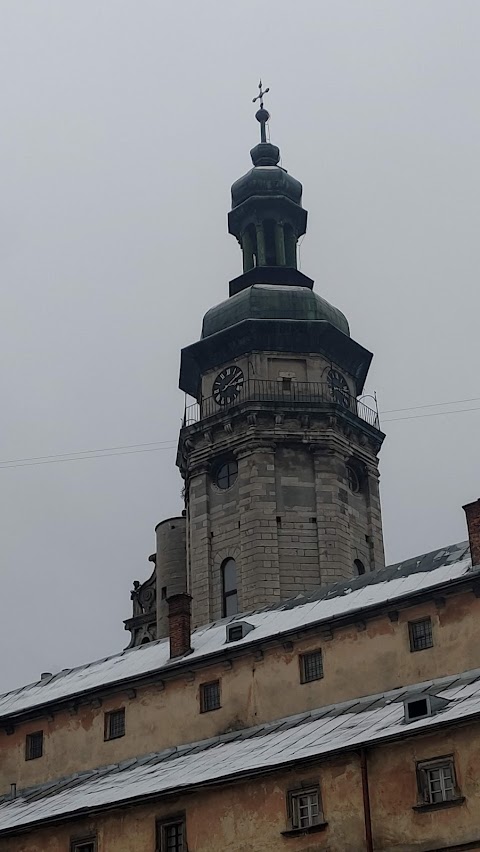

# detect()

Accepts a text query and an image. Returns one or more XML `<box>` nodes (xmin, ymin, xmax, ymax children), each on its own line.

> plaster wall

<box><xmin>3</xmin><ymin>726</ymin><xmax>480</xmax><ymax>852</ymax></box>
<box><xmin>1</xmin><ymin>590</ymin><xmax>479</xmax><ymax>796</ymax></box>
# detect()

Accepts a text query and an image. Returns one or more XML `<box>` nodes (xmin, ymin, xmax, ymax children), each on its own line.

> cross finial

<box><xmin>252</xmin><ymin>79</ymin><xmax>270</xmax><ymax>111</ymax></box>
<box><xmin>252</xmin><ymin>79</ymin><xmax>270</xmax><ymax>144</ymax></box>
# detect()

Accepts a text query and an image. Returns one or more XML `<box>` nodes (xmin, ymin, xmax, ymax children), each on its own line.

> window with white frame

<box><xmin>416</xmin><ymin>757</ymin><xmax>461</xmax><ymax>806</ymax></box>
<box><xmin>156</xmin><ymin>814</ymin><xmax>186</xmax><ymax>852</ymax></box>
<box><xmin>70</xmin><ymin>837</ymin><xmax>97</xmax><ymax>852</ymax></box>
<box><xmin>288</xmin><ymin>785</ymin><xmax>323</xmax><ymax>830</ymax></box>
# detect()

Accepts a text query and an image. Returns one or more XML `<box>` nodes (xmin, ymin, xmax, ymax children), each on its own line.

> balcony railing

<box><xmin>183</xmin><ymin>380</ymin><xmax>380</xmax><ymax>430</ymax></box>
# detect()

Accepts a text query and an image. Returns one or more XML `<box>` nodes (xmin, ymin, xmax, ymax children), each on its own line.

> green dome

<box><xmin>201</xmin><ymin>284</ymin><xmax>350</xmax><ymax>339</ymax></box>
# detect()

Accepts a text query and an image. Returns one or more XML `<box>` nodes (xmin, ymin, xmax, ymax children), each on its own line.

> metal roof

<box><xmin>0</xmin><ymin>541</ymin><xmax>471</xmax><ymax>721</ymax></box>
<box><xmin>1</xmin><ymin>664</ymin><xmax>479</xmax><ymax>834</ymax></box>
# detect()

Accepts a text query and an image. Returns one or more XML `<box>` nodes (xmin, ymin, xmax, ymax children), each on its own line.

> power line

<box><xmin>0</xmin><ymin>444</ymin><xmax>177</xmax><ymax>470</ymax></box>
<box><xmin>382</xmin><ymin>406</ymin><xmax>480</xmax><ymax>423</ymax></box>
<box><xmin>380</xmin><ymin>396</ymin><xmax>480</xmax><ymax>415</ymax></box>
<box><xmin>0</xmin><ymin>439</ymin><xmax>176</xmax><ymax>467</ymax></box>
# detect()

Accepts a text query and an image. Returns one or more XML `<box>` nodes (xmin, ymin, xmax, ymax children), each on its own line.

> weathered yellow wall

<box><xmin>0</xmin><ymin>758</ymin><xmax>366</xmax><ymax>852</ymax></box>
<box><xmin>2</xmin><ymin>725</ymin><xmax>480</xmax><ymax>852</ymax></box>
<box><xmin>1</xmin><ymin>589</ymin><xmax>479</xmax><ymax>796</ymax></box>
<box><xmin>369</xmin><ymin>722</ymin><xmax>480</xmax><ymax>851</ymax></box>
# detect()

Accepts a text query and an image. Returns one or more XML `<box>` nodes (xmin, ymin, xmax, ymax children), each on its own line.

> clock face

<box><xmin>327</xmin><ymin>368</ymin><xmax>350</xmax><ymax>408</ymax></box>
<box><xmin>212</xmin><ymin>365</ymin><xmax>245</xmax><ymax>406</ymax></box>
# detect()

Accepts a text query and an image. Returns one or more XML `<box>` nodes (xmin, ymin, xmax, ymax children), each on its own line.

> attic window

<box><xmin>228</xmin><ymin>625</ymin><xmax>244</xmax><ymax>642</ymax></box>
<box><xmin>404</xmin><ymin>693</ymin><xmax>449</xmax><ymax>723</ymax></box>
<box><xmin>226</xmin><ymin>621</ymin><xmax>254</xmax><ymax>643</ymax></box>
<box><xmin>409</xmin><ymin>618</ymin><xmax>433</xmax><ymax>652</ymax></box>
<box><xmin>300</xmin><ymin>650</ymin><xmax>324</xmax><ymax>684</ymax></box>
<box><xmin>25</xmin><ymin>731</ymin><xmax>43</xmax><ymax>761</ymax></box>
<box><xmin>105</xmin><ymin>708</ymin><xmax>125</xmax><ymax>741</ymax></box>
<box><xmin>406</xmin><ymin>697</ymin><xmax>430</xmax><ymax>721</ymax></box>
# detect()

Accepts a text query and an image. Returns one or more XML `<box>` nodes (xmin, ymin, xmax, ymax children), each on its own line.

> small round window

<box><xmin>346</xmin><ymin>464</ymin><xmax>361</xmax><ymax>493</ymax></box>
<box><xmin>215</xmin><ymin>459</ymin><xmax>238</xmax><ymax>490</ymax></box>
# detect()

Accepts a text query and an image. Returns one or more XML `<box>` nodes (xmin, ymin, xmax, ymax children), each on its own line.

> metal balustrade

<box><xmin>183</xmin><ymin>380</ymin><xmax>380</xmax><ymax>430</ymax></box>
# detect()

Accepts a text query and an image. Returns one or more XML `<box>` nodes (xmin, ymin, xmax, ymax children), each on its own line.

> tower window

<box><xmin>25</xmin><ymin>731</ymin><xmax>43</xmax><ymax>761</ymax></box>
<box><xmin>346</xmin><ymin>464</ymin><xmax>360</xmax><ymax>493</ymax></box>
<box><xmin>104</xmin><ymin>708</ymin><xmax>125</xmax><ymax>741</ymax></box>
<box><xmin>215</xmin><ymin>459</ymin><xmax>238</xmax><ymax>490</ymax></box>
<box><xmin>222</xmin><ymin>558</ymin><xmax>238</xmax><ymax>617</ymax></box>
<box><xmin>299</xmin><ymin>650</ymin><xmax>323</xmax><ymax>683</ymax></box>
<box><xmin>409</xmin><ymin>618</ymin><xmax>433</xmax><ymax>652</ymax></box>
<box><xmin>200</xmin><ymin>680</ymin><xmax>221</xmax><ymax>713</ymax></box>
<box><xmin>354</xmin><ymin>559</ymin><xmax>366</xmax><ymax>576</ymax></box>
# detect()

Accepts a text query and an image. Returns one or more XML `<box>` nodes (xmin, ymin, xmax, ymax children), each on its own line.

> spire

<box><xmin>252</xmin><ymin>79</ymin><xmax>270</xmax><ymax>144</ymax></box>
<box><xmin>227</xmin><ymin>86</ymin><xmax>307</xmax><ymax>284</ymax></box>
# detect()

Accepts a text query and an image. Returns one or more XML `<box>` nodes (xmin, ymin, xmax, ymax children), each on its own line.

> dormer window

<box><xmin>226</xmin><ymin>621</ymin><xmax>254</xmax><ymax>643</ymax></box>
<box><xmin>404</xmin><ymin>693</ymin><xmax>449</xmax><ymax>723</ymax></box>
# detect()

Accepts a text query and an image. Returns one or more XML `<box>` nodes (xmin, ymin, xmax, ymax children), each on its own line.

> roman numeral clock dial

<box><xmin>212</xmin><ymin>365</ymin><xmax>245</xmax><ymax>406</ymax></box>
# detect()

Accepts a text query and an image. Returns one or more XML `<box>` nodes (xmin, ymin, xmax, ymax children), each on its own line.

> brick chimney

<box><xmin>167</xmin><ymin>593</ymin><xmax>192</xmax><ymax>659</ymax></box>
<box><xmin>463</xmin><ymin>498</ymin><xmax>480</xmax><ymax>568</ymax></box>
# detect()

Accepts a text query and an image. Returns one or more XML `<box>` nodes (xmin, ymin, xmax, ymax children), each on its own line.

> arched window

<box><xmin>354</xmin><ymin>559</ymin><xmax>366</xmax><ymax>576</ymax></box>
<box><xmin>222</xmin><ymin>558</ymin><xmax>238</xmax><ymax>617</ymax></box>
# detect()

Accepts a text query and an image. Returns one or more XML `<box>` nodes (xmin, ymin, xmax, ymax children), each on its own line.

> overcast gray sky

<box><xmin>1</xmin><ymin>0</ymin><xmax>479</xmax><ymax>693</ymax></box>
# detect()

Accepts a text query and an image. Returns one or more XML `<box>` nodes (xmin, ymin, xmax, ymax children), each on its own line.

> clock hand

<box><xmin>223</xmin><ymin>376</ymin><xmax>243</xmax><ymax>390</ymax></box>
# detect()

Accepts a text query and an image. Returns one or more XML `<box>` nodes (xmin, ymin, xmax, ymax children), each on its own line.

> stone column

<box><xmin>187</xmin><ymin>465</ymin><xmax>212</xmax><ymax>629</ymax></box>
<box><xmin>284</xmin><ymin>226</ymin><xmax>297</xmax><ymax>268</ymax></box>
<box><xmin>242</xmin><ymin>228</ymin><xmax>255</xmax><ymax>272</ymax></box>
<box><xmin>313</xmin><ymin>446</ymin><xmax>351</xmax><ymax>584</ymax></box>
<box><xmin>255</xmin><ymin>223</ymin><xmax>267</xmax><ymax>266</ymax></box>
<box><xmin>365</xmin><ymin>466</ymin><xmax>385</xmax><ymax>572</ymax></box>
<box><xmin>274</xmin><ymin>223</ymin><xmax>286</xmax><ymax>266</ymax></box>
<box><xmin>236</xmin><ymin>444</ymin><xmax>280</xmax><ymax>611</ymax></box>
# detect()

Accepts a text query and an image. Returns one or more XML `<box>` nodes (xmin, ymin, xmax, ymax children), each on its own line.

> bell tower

<box><xmin>177</xmin><ymin>87</ymin><xmax>385</xmax><ymax>630</ymax></box>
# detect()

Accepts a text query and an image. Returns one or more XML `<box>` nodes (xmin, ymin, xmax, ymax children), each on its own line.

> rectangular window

<box><xmin>156</xmin><ymin>815</ymin><xmax>186</xmax><ymax>852</ymax></box>
<box><xmin>289</xmin><ymin>786</ymin><xmax>322</xmax><ymax>829</ymax></box>
<box><xmin>409</xmin><ymin>618</ymin><xmax>433</xmax><ymax>652</ymax></box>
<box><xmin>200</xmin><ymin>680</ymin><xmax>221</xmax><ymax>713</ymax></box>
<box><xmin>104</xmin><ymin>708</ymin><xmax>125</xmax><ymax>741</ymax></box>
<box><xmin>300</xmin><ymin>650</ymin><xmax>323</xmax><ymax>683</ymax></box>
<box><xmin>25</xmin><ymin>731</ymin><xmax>43</xmax><ymax>761</ymax></box>
<box><xmin>417</xmin><ymin>757</ymin><xmax>459</xmax><ymax>806</ymax></box>
<box><xmin>70</xmin><ymin>838</ymin><xmax>97</xmax><ymax>852</ymax></box>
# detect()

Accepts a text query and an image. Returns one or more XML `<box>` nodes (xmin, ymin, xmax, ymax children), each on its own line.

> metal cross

<box><xmin>252</xmin><ymin>79</ymin><xmax>270</xmax><ymax>110</ymax></box>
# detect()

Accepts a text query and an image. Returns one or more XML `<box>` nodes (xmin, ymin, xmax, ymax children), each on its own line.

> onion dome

<box><xmin>202</xmin><ymin>284</ymin><xmax>350</xmax><ymax>339</ymax></box>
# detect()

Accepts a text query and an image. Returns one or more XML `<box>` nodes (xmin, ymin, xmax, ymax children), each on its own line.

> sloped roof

<box><xmin>0</xmin><ymin>541</ymin><xmax>471</xmax><ymax>721</ymax></box>
<box><xmin>1</xmin><ymin>664</ymin><xmax>480</xmax><ymax>834</ymax></box>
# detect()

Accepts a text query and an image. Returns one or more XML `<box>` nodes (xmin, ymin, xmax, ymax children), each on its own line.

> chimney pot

<box><xmin>463</xmin><ymin>498</ymin><xmax>480</xmax><ymax>568</ymax></box>
<box><xmin>167</xmin><ymin>593</ymin><xmax>192</xmax><ymax>659</ymax></box>
<box><xmin>10</xmin><ymin>783</ymin><xmax>16</xmax><ymax>800</ymax></box>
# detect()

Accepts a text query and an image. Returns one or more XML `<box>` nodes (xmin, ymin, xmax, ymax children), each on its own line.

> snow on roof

<box><xmin>0</xmin><ymin>541</ymin><xmax>471</xmax><ymax>721</ymax></box>
<box><xmin>1</xmin><ymin>665</ymin><xmax>480</xmax><ymax>834</ymax></box>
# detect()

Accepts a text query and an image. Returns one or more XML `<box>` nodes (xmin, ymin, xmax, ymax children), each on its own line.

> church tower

<box><xmin>177</xmin><ymin>88</ymin><xmax>385</xmax><ymax>631</ymax></box>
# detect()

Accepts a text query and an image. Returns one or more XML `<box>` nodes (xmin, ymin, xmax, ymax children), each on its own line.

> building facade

<box><xmin>1</xmin><ymin>102</ymin><xmax>480</xmax><ymax>852</ymax></box>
